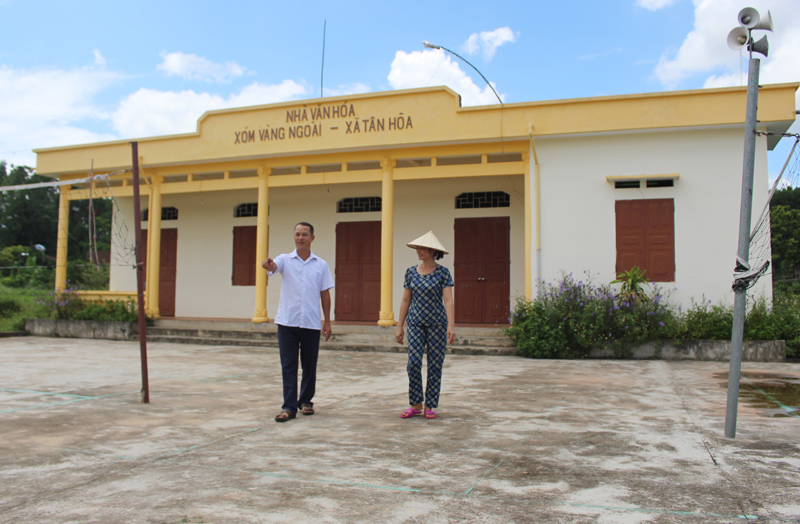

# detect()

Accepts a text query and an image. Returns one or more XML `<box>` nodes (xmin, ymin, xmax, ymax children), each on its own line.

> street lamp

<box><xmin>723</xmin><ymin>7</ymin><xmax>773</xmax><ymax>440</ymax></box>
<box><xmin>422</xmin><ymin>41</ymin><xmax>503</xmax><ymax>106</ymax></box>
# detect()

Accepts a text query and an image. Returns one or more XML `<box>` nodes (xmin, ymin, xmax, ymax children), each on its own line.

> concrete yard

<box><xmin>1</xmin><ymin>336</ymin><xmax>799</xmax><ymax>524</ymax></box>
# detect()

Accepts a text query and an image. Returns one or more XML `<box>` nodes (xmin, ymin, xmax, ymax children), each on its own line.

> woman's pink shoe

<box><xmin>425</xmin><ymin>409</ymin><xmax>437</xmax><ymax>419</ymax></box>
<box><xmin>401</xmin><ymin>407</ymin><xmax>422</xmax><ymax>419</ymax></box>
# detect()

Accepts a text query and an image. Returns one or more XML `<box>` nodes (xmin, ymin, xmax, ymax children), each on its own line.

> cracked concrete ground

<box><xmin>1</xmin><ymin>336</ymin><xmax>799</xmax><ymax>524</ymax></box>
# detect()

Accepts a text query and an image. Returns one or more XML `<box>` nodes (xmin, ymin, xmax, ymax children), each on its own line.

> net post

<box><xmin>131</xmin><ymin>142</ymin><xmax>150</xmax><ymax>404</ymax></box>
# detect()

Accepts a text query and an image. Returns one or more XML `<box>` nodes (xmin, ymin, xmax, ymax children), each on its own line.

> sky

<box><xmin>0</xmin><ymin>0</ymin><xmax>798</xmax><ymax>183</ymax></box>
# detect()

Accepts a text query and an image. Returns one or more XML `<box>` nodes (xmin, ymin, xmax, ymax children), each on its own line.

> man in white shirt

<box><xmin>262</xmin><ymin>222</ymin><xmax>334</xmax><ymax>422</ymax></box>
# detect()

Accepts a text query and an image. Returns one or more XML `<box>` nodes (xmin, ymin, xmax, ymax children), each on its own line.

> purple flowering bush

<box><xmin>506</xmin><ymin>273</ymin><xmax>671</xmax><ymax>359</ymax></box>
<box><xmin>36</xmin><ymin>285</ymin><xmax>84</xmax><ymax>320</ymax></box>
<box><xmin>34</xmin><ymin>282</ymin><xmax>137</xmax><ymax>322</ymax></box>
<box><xmin>506</xmin><ymin>274</ymin><xmax>800</xmax><ymax>359</ymax></box>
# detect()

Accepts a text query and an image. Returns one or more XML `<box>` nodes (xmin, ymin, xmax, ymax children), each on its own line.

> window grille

<box><xmin>337</xmin><ymin>197</ymin><xmax>382</xmax><ymax>213</ymax></box>
<box><xmin>142</xmin><ymin>207</ymin><xmax>179</xmax><ymax>221</ymax></box>
<box><xmin>234</xmin><ymin>203</ymin><xmax>258</xmax><ymax>217</ymax></box>
<box><xmin>455</xmin><ymin>192</ymin><xmax>510</xmax><ymax>209</ymax></box>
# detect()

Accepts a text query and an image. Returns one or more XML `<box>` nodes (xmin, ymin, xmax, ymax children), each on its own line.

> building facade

<box><xmin>34</xmin><ymin>84</ymin><xmax>798</xmax><ymax>324</ymax></box>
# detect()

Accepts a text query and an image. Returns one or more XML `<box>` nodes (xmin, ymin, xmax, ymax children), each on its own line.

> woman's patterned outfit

<box><xmin>403</xmin><ymin>265</ymin><xmax>454</xmax><ymax>409</ymax></box>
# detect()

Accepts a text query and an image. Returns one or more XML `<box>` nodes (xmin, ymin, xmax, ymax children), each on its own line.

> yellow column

<box><xmin>144</xmin><ymin>182</ymin><xmax>154</xmax><ymax>312</ymax></box>
<box><xmin>147</xmin><ymin>176</ymin><xmax>164</xmax><ymax>318</ymax></box>
<box><xmin>522</xmin><ymin>151</ymin><xmax>533</xmax><ymax>300</ymax></box>
<box><xmin>54</xmin><ymin>187</ymin><xmax>70</xmax><ymax>291</ymax></box>
<box><xmin>378</xmin><ymin>159</ymin><xmax>397</xmax><ymax>327</ymax></box>
<box><xmin>252</xmin><ymin>167</ymin><xmax>271</xmax><ymax>323</ymax></box>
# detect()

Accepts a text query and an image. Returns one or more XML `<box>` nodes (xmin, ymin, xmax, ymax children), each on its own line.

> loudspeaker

<box><xmin>748</xmin><ymin>35</ymin><xmax>769</xmax><ymax>57</ymax></box>
<box><xmin>752</xmin><ymin>10</ymin><xmax>774</xmax><ymax>31</ymax></box>
<box><xmin>738</xmin><ymin>7</ymin><xmax>761</xmax><ymax>29</ymax></box>
<box><xmin>727</xmin><ymin>27</ymin><xmax>749</xmax><ymax>50</ymax></box>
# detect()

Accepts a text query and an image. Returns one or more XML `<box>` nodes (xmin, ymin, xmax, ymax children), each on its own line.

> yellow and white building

<box><xmin>34</xmin><ymin>84</ymin><xmax>798</xmax><ymax>324</ymax></box>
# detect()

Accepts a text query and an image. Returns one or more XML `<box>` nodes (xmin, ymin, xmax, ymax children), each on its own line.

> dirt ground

<box><xmin>1</xmin><ymin>336</ymin><xmax>799</xmax><ymax>524</ymax></box>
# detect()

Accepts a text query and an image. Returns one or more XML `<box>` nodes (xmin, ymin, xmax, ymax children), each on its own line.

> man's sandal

<box><xmin>425</xmin><ymin>408</ymin><xmax>437</xmax><ymax>419</ymax></box>
<box><xmin>401</xmin><ymin>407</ymin><xmax>422</xmax><ymax>419</ymax></box>
<box><xmin>274</xmin><ymin>409</ymin><xmax>296</xmax><ymax>422</ymax></box>
<box><xmin>300</xmin><ymin>403</ymin><xmax>315</xmax><ymax>416</ymax></box>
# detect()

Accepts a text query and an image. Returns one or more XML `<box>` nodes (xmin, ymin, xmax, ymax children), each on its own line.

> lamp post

<box><xmin>422</xmin><ymin>41</ymin><xmax>503</xmax><ymax>105</ymax></box>
<box><xmin>724</xmin><ymin>7</ymin><xmax>773</xmax><ymax>439</ymax></box>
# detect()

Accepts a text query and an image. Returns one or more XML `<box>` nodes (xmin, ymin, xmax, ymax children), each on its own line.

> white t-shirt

<box><xmin>268</xmin><ymin>249</ymin><xmax>334</xmax><ymax>330</ymax></box>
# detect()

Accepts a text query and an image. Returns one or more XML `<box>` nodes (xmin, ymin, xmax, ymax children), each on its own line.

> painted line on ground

<box><xmin>463</xmin><ymin>405</ymin><xmax>562</xmax><ymax>495</ymax></box>
<box><xmin>742</xmin><ymin>376</ymin><xmax>800</xmax><ymax>420</ymax></box>
<box><xmin>0</xmin><ymin>391</ymin><xmax>136</xmax><ymax>414</ymax></box>
<box><xmin>0</xmin><ymin>388</ymin><xmax>92</xmax><ymax>398</ymax></box>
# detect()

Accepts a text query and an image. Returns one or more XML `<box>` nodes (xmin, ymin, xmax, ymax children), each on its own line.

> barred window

<box><xmin>455</xmin><ymin>192</ymin><xmax>510</xmax><ymax>209</ymax></box>
<box><xmin>142</xmin><ymin>207</ymin><xmax>179</xmax><ymax>221</ymax></box>
<box><xmin>337</xmin><ymin>197</ymin><xmax>382</xmax><ymax>213</ymax></box>
<box><xmin>235</xmin><ymin>203</ymin><xmax>258</xmax><ymax>217</ymax></box>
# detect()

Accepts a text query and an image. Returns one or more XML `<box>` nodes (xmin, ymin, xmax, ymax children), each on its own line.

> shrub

<box><xmin>506</xmin><ymin>273</ymin><xmax>671</xmax><ymax>358</ymax></box>
<box><xmin>743</xmin><ymin>296</ymin><xmax>782</xmax><ymax>341</ymax></box>
<box><xmin>0</xmin><ymin>296</ymin><xmax>22</xmax><ymax>317</ymax></box>
<box><xmin>666</xmin><ymin>297</ymin><xmax>733</xmax><ymax>340</ymax></box>
<box><xmin>33</xmin><ymin>283</ymin><xmax>138</xmax><ymax>322</ymax></box>
<box><xmin>770</xmin><ymin>288</ymin><xmax>800</xmax><ymax>358</ymax></box>
<box><xmin>72</xmin><ymin>300</ymin><xmax>138</xmax><ymax>322</ymax></box>
<box><xmin>506</xmin><ymin>298</ymin><xmax>569</xmax><ymax>359</ymax></box>
<box><xmin>504</xmin><ymin>272</ymin><xmax>800</xmax><ymax>359</ymax></box>
<box><xmin>35</xmin><ymin>285</ymin><xmax>84</xmax><ymax>320</ymax></box>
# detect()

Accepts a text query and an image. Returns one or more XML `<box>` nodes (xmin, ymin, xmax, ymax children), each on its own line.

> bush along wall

<box><xmin>505</xmin><ymin>272</ymin><xmax>800</xmax><ymax>359</ymax></box>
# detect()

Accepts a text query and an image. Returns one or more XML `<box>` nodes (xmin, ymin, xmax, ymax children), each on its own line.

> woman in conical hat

<box><xmin>396</xmin><ymin>230</ymin><xmax>456</xmax><ymax>420</ymax></box>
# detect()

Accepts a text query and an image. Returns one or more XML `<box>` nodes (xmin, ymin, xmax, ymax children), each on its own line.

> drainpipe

<box><xmin>529</xmin><ymin>124</ymin><xmax>542</xmax><ymax>298</ymax></box>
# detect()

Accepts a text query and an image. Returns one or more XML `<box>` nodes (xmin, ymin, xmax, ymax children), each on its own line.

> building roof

<box><xmin>34</xmin><ymin>84</ymin><xmax>798</xmax><ymax>178</ymax></box>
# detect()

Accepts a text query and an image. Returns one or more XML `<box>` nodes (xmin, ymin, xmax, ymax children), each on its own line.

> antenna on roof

<box><xmin>320</xmin><ymin>20</ymin><xmax>327</xmax><ymax>98</ymax></box>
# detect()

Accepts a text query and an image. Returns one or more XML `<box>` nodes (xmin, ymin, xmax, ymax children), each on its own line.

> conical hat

<box><xmin>406</xmin><ymin>231</ymin><xmax>449</xmax><ymax>254</ymax></box>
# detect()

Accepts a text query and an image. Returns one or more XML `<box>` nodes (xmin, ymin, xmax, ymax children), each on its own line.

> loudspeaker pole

<box><xmin>724</xmin><ymin>57</ymin><xmax>759</xmax><ymax>439</ymax></box>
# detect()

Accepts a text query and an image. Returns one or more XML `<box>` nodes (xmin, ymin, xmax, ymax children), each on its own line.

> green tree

<box><xmin>770</xmin><ymin>205</ymin><xmax>800</xmax><ymax>281</ymax></box>
<box><xmin>68</xmin><ymin>197</ymin><xmax>113</xmax><ymax>262</ymax></box>
<box><xmin>771</xmin><ymin>186</ymin><xmax>800</xmax><ymax>210</ymax></box>
<box><xmin>0</xmin><ymin>162</ymin><xmax>59</xmax><ymax>256</ymax></box>
<box><xmin>1</xmin><ymin>161</ymin><xmax>113</xmax><ymax>263</ymax></box>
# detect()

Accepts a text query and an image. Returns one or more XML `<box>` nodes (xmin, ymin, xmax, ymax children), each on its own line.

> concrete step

<box><xmin>141</xmin><ymin>319</ymin><xmax>518</xmax><ymax>356</ymax></box>
<box><xmin>144</xmin><ymin>334</ymin><xmax>519</xmax><ymax>356</ymax></box>
<box><xmin>144</xmin><ymin>327</ymin><xmax>513</xmax><ymax>348</ymax></box>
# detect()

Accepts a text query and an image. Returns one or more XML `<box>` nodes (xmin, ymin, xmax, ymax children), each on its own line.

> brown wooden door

<box><xmin>231</xmin><ymin>226</ymin><xmax>257</xmax><ymax>286</ymax></box>
<box><xmin>335</xmin><ymin>221</ymin><xmax>380</xmax><ymax>321</ymax></box>
<box><xmin>615</xmin><ymin>199</ymin><xmax>674</xmax><ymax>281</ymax></box>
<box><xmin>454</xmin><ymin>217</ymin><xmax>510</xmax><ymax>324</ymax></box>
<box><xmin>141</xmin><ymin>228</ymin><xmax>178</xmax><ymax>317</ymax></box>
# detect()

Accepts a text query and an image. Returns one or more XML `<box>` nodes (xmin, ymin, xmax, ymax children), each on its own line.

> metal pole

<box><xmin>724</xmin><ymin>58</ymin><xmax>760</xmax><ymax>438</ymax></box>
<box><xmin>131</xmin><ymin>142</ymin><xmax>150</xmax><ymax>404</ymax></box>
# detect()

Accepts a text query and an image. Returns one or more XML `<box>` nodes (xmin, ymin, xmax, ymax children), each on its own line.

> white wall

<box><xmin>109</xmin><ymin>175</ymin><xmax>525</xmax><ymax>320</ymax></box>
<box><xmin>531</xmin><ymin>126</ymin><xmax>772</xmax><ymax>307</ymax></box>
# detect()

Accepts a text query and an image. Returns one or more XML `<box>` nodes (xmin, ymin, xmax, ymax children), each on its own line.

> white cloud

<box><xmin>157</xmin><ymin>51</ymin><xmax>245</xmax><ymax>83</ymax></box>
<box><xmin>387</xmin><ymin>50</ymin><xmax>503</xmax><ymax>106</ymax></box>
<box><xmin>636</xmin><ymin>0</ymin><xmax>681</xmax><ymax>11</ymax></box>
<box><xmin>112</xmin><ymin>80</ymin><xmax>311</xmax><ymax>137</ymax></box>
<box><xmin>653</xmin><ymin>0</ymin><xmax>800</xmax><ymax>160</ymax></box>
<box><xmin>93</xmin><ymin>50</ymin><xmax>106</xmax><ymax>67</ymax></box>
<box><xmin>322</xmin><ymin>82</ymin><xmax>371</xmax><ymax>98</ymax></box>
<box><xmin>0</xmin><ymin>63</ymin><xmax>120</xmax><ymax>167</ymax></box>
<box><xmin>463</xmin><ymin>27</ymin><xmax>517</xmax><ymax>61</ymax></box>
<box><xmin>654</xmin><ymin>0</ymin><xmax>800</xmax><ymax>92</ymax></box>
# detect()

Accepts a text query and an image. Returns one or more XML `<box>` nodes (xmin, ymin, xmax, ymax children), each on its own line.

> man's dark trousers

<box><xmin>277</xmin><ymin>324</ymin><xmax>320</xmax><ymax>414</ymax></box>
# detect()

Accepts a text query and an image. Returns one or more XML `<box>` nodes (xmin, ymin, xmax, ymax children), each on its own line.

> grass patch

<box><xmin>0</xmin><ymin>285</ymin><xmax>47</xmax><ymax>331</ymax></box>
